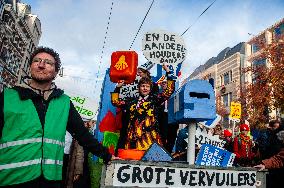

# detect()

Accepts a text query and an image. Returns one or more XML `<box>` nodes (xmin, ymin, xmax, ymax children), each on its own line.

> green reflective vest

<box><xmin>0</xmin><ymin>88</ymin><xmax>70</xmax><ymax>186</ymax></box>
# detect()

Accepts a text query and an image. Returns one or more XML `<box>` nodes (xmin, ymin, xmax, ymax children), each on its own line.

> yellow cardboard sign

<box><xmin>229</xmin><ymin>102</ymin><xmax>241</xmax><ymax>119</ymax></box>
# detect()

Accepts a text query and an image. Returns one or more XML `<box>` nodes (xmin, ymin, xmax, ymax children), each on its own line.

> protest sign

<box><xmin>112</xmin><ymin>163</ymin><xmax>257</xmax><ymax>187</ymax></box>
<box><xmin>229</xmin><ymin>102</ymin><xmax>241</xmax><ymax>120</ymax></box>
<box><xmin>195</xmin><ymin>127</ymin><xmax>226</xmax><ymax>148</ymax></box>
<box><xmin>142</xmin><ymin>142</ymin><xmax>172</xmax><ymax>162</ymax></box>
<box><xmin>199</xmin><ymin>114</ymin><xmax>222</xmax><ymax>129</ymax></box>
<box><xmin>195</xmin><ymin>144</ymin><xmax>236</xmax><ymax>167</ymax></box>
<box><xmin>69</xmin><ymin>93</ymin><xmax>98</xmax><ymax>120</ymax></box>
<box><xmin>142</xmin><ymin>30</ymin><xmax>187</xmax><ymax>74</ymax></box>
<box><xmin>119</xmin><ymin>76</ymin><xmax>140</xmax><ymax>98</ymax></box>
<box><xmin>139</xmin><ymin>61</ymin><xmax>155</xmax><ymax>71</ymax></box>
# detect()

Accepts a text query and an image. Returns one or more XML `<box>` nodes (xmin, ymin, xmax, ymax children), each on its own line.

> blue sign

<box><xmin>199</xmin><ymin>114</ymin><xmax>221</xmax><ymax>129</ymax></box>
<box><xmin>142</xmin><ymin>142</ymin><xmax>172</xmax><ymax>162</ymax></box>
<box><xmin>195</xmin><ymin>144</ymin><xmax>235</xmax><ymax>167</ymax></box>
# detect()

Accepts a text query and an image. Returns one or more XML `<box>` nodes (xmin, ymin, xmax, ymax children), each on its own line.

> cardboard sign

<box><xmin>142</xmin><ymin>142</ymin><xmax>172</xmax><ymax>162</ymax></box>
<box><xmin>229</xmin><ymin>102</ymin><xmax>241</xmax><ymax>120</ymax></box>
<box><xmin>119</xmin><ymin>77</ymin><xmax>140</xmax><ymax>98</ymax></box>
<box><xmin>139</xmin><ymin>61</ymin><xmax>155</xmax><ymax>71</ymax></box>
<box><xmin>195</xmin><ymin>127</ymin><xmax>226</xmax><ymax>148</ymax></box>
<box><xmin>199</xmin><ymin>114</ymin><xmax>222</xmax><ymax>129</ymax></box>
<box><xmin>113</xmin><ymin>163</ymin><xmax>257</xmax><ymax>187</ymax></box>
<box><xmin>69</xmin><ymin>93</ymin><xmax>98</xmax><ymax>120</ymax></box>
<box><xmin>196</xmin><ymin>144</ymin><xmax>236</xmax><ymax>167</ymax></box>
<box><xmin>142</xmin><ymin>30</ymin><xmax>187</xmax><ymax>67</ymax></box>
<box><xmin>110</xmin><ymin>51</ymin><xmax>138</xmax><ymax>84</ymax></box>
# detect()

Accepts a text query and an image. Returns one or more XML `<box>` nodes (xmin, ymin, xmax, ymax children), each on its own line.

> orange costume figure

<box><xmin>111</xmin><ymin>74</ymin><xmax>175</xmax><ymax>151</ymax></box>
<box><xmin>233</xmin><ymin>124</ymin><xmax>254</xmax><ymax>166</ymax></box>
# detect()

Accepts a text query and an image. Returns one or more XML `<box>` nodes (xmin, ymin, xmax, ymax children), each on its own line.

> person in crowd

<box><xmin>157</xmin><ymin>79</ymin><xmax>168</xmax><ymax>147</ymax></box>
<box><xmin>174</xmin><ymin>125</ymin><xmax>189</xmax><ymax>154</ymax></box>
<box><xmin>63</xmin><ymin>132</ymin><xmax>73</xmax><ymax>187</ymax></box>
<box><xmin>137</xmin><ymin>67</ymin><xmax>150</xmax><ymax>78</ymax></box>
<box><xmin>213</xmin><ymin>124</ymin><xmax>223</xmax><ymax>136</ymax></box>
<box><xmin>111</xmin><ymin>63</ymin><xmax>175</xmax><ymax>151</ymax></box>
<box><xmin>222</xmin><ymin>129</ymin><xmax>233</xmax><ymax>152</ymax></box>
<box><xmin>157</xmin><ymin>79</ymin><xmax>179</xmax><ymax>153</ymax></box>
<box><xmin>254</xmin><ymin>130</ymin><xmax>284</xmax><ymax>188</ymax></box>
<box><xmin>257</xmin><ymin>119</ymin><xmax>283</xmax><ymax>160</ymax></box>
<box><xmin>254</xmin><ymin>130</ymin><xmax>284</xmax><ymax>170</ymax></box>
<box><xmin>233</xmin><ymin>123</ymin><xmax>255</xmax><ymax>166</ymax></box>
<box><xmin>0</xmin><ymin>47</ymin><xmax>115</xmax><ymax>188</ymax></box>
<box><xmin>66</xmin><ymin>120</ymin><xmax>95</xmax><ymax>188</ymax></box>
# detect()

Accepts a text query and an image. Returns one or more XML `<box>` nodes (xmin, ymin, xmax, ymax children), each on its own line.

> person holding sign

<box><xmin>222</xmin><ymin>129</ymin><xmax>233</xmax><ymax>152</ymax></box>
<box><xmin>233</xmin><ymin>124</ymin><xmax>255</xmax><ymax>166</ymax></box>
<box><xmin>0</xmin><ymin>47</ymin><xmax>115</xmax><ymax>187</ymax></box>
<box><xmin>111</xmin><ymin>63</ymin><xmax>175</xmax><ymax>152</ymax></box>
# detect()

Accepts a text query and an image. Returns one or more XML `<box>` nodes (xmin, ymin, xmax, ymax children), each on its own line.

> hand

<box><xmin>116</xmin><ymin>80</ymin><xmax>125</xmax><ymax>88</ymax></box>
<box><xmin>107</xmin><ymin>155</ymin><xmax>122</xmax><ymax>165</ymax></box>
<box><xmin>73</xmin><ymin>174</ymin><xmax>81</xmax><ymax>181</ymax></box>
<box><xmin>254</xmin><ymin>164</ymin><xmax>266</xmax><ymax>171</ymax></box>
<box><xmin>111</xmin><ymin>155</ymin><xmax>121</xmax><ymax>160</ymax></box>
<box><xmin>162</xmin><ymin>62</ymin><xmax>170</xmax><ymax>73</ymax></box>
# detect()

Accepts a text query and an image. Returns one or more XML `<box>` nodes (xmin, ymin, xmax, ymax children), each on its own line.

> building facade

<box><xmin>187</xmin><ymin>18</ymin><xmax>284</xmax><ymax>126</ymax></box>
<box><xmin>188</xmin><ymin>43</ymin><xmax>245</xmax><ymax>128</ymax></box>
<box><xmin>245</xmin><ymin>18</ymin><xmax>284</xmax><ymax>119</ymax></box>
<box><xmin>0</xmin><ymin>0</ymin><xmax>41</xmax><ymax>90</ymax></box>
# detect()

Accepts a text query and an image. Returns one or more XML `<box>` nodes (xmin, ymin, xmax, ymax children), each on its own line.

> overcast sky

<box><xmin>22</xmin><ymin>0</ymin><xmax>284</xmax><ymax>100</ymax></box>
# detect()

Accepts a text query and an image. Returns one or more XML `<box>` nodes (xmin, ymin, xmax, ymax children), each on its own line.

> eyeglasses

<box><xmin>32</xmin><ymin>57</ymin><xmax>55</xmax><ymax>66</ymax></box>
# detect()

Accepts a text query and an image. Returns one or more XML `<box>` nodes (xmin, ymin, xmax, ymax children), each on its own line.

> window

<box><xmin>275</xmin><ymin>23</ymin><xmax>284</xmax><ymax>37</ymax></box>
<box><xmin>252</xmin><ymin>43</ymin><xmax>260</xmax><ymax>53</ymax></box>
<box><xmin>223</xmin><ymin>92</ymin><xmax>232</xmax><ymax>107</ymax></box>
<box><xmin>230</xmin><ymin>70</ymin><xmax>233</xmax><ymax>82</ymax></box>
<box><xmin>220</xmin><ymin>75</ymin><xmax>223</xmax><ymax>86</ymax></box>
<box><xmin>253</xmin><ymin>58</ymin><xmax>266</xmax><ymax>67</ymax></box>
<box><xmin>209</xmin><ymin>78</ymin><xmax>214</xmax><ymax>89</ymax></box>
<box><xmin>223</xmin><ymin>94</ymin><xmax>229</xmax><ymax>107</ymax></box>
<box><xmin>224</xmin><ymin>72</ymin><xmax>230</xmax><ymax>85</ymax></box>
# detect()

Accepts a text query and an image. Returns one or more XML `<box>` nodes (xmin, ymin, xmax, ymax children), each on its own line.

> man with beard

<box><xmin>0</xmin><ymin>47</ymin><xmax>115</xmax><ymax>188</ymax></box>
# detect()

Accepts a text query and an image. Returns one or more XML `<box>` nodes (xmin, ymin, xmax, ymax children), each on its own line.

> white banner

<box><xmin>113</xmin><ymin>163</ymin><xmax>257</xmax><ymax>187</ymax></box>
<box><xmin>194</xmin><ymin>127</ymin><xmax>226</xmax><ymax>148</ymax></box>
<box><xmin>68</xmin><ymin>93</ymin><xmax>98</xmax><ymax>120</ymax></box>
<box><xmin>119</xmin><ymin>77</ymin><xmax>140</xmax><ymax>99</ymax></box>
<box><xmin>142</xmin><ymin>30</ymin><xmax>187</xmax><ymax>66</ymax></box>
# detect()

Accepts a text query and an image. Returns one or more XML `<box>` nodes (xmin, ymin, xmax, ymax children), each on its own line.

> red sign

<box><xmin>110</xmin><ymin>51</ymin><xmax>138</xmax><ymax>84</ymax></box>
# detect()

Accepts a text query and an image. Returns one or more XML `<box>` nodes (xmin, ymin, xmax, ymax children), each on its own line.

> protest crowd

<box><xmin>1</xmin><ymin>44</ymin><xmax>283</xmax><ymax>188</ymax></box>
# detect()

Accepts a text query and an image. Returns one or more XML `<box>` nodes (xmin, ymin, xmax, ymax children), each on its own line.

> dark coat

<box><xmin>262</xmin><ymin>147</ymin><xmax>284</xmax><ymax>169</ymax></box>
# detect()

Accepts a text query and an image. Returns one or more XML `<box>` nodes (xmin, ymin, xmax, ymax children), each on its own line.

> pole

<box><xmin>232</xmin><ymin>120</ymin><xmax>236</xmax><ymax>137</ymax></box>
<box><xmin>187</xmin><ymin>122</ymin><xmax>196</xmax><ymax>164</ymax></box>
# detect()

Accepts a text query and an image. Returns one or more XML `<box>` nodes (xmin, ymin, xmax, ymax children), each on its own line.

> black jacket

<box><xmin>0</xmin><ymin>86</ymin><xmax>111</xmax><ymax>163</ymax></box>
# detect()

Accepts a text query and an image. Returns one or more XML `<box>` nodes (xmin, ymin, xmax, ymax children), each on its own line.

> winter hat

<box><xmin>223</xmin><ymin>129</ymin><xmax>232</xmax><ymax>137</ymax></box>
<box><xmin>240</xmin><ymin>124</ymin><xmax>250</xmax><ymax>131</ymax></box>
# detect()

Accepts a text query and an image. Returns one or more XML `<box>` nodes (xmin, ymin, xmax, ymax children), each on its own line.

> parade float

<box><xmin>95</xmin><ymin>30</ymin><xmax>267</xmax><ymax>187</ymax></box>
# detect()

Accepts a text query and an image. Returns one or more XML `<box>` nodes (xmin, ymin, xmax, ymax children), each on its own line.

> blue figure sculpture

<box><xmin>168</xmin><ymin>79</ymin><xmax>216</xmax><ymax>124</ymax></box>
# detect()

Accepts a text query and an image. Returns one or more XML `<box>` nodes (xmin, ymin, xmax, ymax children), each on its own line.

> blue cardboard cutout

<box><xmin>168</xmin><ymin>79</ymin><xmax>216</xmax><ymax>123</ymax></box>
<box><xmin>142</xmin><ymin>142</ymin><xmax>172</xmax><ymax>162</ymax></box>
<box><xmin>95</xmin><ymin>69</ymin><xmax>116</xmax><ymax>143</ymax></box>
